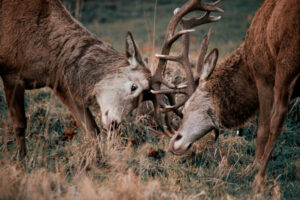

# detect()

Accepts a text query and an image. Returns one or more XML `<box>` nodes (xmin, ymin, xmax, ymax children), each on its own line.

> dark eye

<box><xmin>131</xmin><ymin>84</ymin><xmax>138</xmax><ymax>92</ymax></box>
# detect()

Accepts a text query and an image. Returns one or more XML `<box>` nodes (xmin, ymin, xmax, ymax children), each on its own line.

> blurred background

<box><xmin>62</xmin><ymin>0</ymin><xmax>262</xmax><ymax>59</ymax></box>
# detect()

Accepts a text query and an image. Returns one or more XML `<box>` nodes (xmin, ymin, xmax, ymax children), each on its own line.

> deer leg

<box><xmin>254</xmin><ymin>79</ymin><xmax>274</xmax><ymax>163</ymax></box>
<box><xmin>2</xmin><ymin>77</ymin><xmax>27</xmax><ymax>158</ymax></box>
<box><xmin>54</xmin><ymin>90</ymin><xmax>99</xmax><ymax>137</ymax></box>
<box><xmin>254</xmin><ymin>73</ymin><xmax>298</xmax><ymax>189</ymax></box>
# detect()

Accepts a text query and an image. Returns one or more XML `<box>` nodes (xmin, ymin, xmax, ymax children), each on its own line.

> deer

<box><xmin>0</xmin><ymin>0</ymin><xmax>156</xmax><ymax>157</ymax></box>
<box><xmin>0</xmin><ymin>0</ymin><xmax>152</xmax><ymax>158</ymax></box>
<box><xmin>149</xmin><ymin>0</ymin><xmax>299</xmax><ymax>189</ymax></box>
<box><xmin>0</xmin><ymin>0</ymin><xmax>213</xmax><ymax>159</ymax></box>
<box><xmin>0</xmin><ymin>0</ymin><xmax>223</xmax><ymax>158</ymax></box>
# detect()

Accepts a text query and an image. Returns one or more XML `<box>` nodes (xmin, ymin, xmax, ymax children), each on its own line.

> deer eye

<box><xmin>131</xmin><ymin>84</ymin><xmax>138</xmax><ymax>92</ymax></box>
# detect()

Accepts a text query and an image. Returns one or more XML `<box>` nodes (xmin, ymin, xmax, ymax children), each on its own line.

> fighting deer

<box><xmin>151</xmin><ymin>0</ymin><xmax>299</xmax><ymax>188</ymax></box>
<box><xmin>0</xmin><ymin>0</ymin><xmax>222</xmax><ymax>158</ymax></box>
<box><xmin>0</xmin><ymin>0</ymin><xmax>153</xmax><ymax>157</ymax></box>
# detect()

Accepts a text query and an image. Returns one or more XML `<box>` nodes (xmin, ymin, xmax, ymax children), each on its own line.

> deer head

<box><xmin>94</xmin><ymin>32</ymin><xmax>150</xmax><ymax>131</ymax></box>
<box><xmin>169</xmin><ymin>49</ymin><xmax>219</xmax><ymax>155</ymax></box>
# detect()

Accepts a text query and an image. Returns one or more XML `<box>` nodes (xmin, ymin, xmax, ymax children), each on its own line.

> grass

<box><xmin>0</xmin><ymin>0</ymin><xmax>300</xmax><ymax>199</ymax></box>
<box><xmin>0</xmin><ymin>72</ymin><xmax>299</xmax><ymax>200</ymax></box>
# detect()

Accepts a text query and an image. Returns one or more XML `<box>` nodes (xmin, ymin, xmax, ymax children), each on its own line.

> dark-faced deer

<box><xmin>151</xmin><ymin>0</ymin><xmax>299</xmax><ymax>188</ymax></box>
<box><xmin>0</xmin><ymin>0</ymin><xmax>153</xmax><ymax>157</ymax></box>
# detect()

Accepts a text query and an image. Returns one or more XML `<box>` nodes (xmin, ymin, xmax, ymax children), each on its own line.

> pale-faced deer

<box><xmin>0</xmin><ymin>0</ymin><xmax>152</xmax><ymax>157</ymax></box>
<box><xmin>0</xmin><ymin>0</ymin><xmax>222</xmax><ymax>158</ymax></box>
<box><xmin>151</xmin><ymin>0</ymin><xmax>299</xmax><ymax>188</ymax></box>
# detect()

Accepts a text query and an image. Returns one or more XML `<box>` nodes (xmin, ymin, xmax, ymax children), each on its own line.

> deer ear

<box><xmin>200</xmin><ymin>48</ymin><xmax>218</xmax><ymax>81</ymax></box>
<box><xmin>125</xmin><ymin>32</ymin><xmax>146</xmax><ymax>68</ymax></box>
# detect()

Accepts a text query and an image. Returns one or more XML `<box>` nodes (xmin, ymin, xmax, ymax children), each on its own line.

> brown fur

<box><xmin>0</xmin><ymin>0</ymin><xmax>132</xmax><ymax>104</ymax></box>
<box><xmin>169</xmin><ymin>0</ymin><xmax>299</xmax><ymax>188</ymax></box>
<box><xmin>206</xmin><ymin>0</ymin><xmax>299</xmax><ymax>187</ymax></box>
<box><xmin>0</xmin><ymin>0</ymin><xmax>150</xmax><ymax>157</ymax></box>
<box><xmin>206</xmin><ymin>45</ymin><xmax>259</xmax><ymax>128</ymax></box>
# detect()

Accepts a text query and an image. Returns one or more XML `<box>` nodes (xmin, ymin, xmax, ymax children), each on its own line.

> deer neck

<box><xmin>36</xmin><ymin>1</ymin><xmax>128</xmax><ymax>106</ymax></box>
<box><xmin>59</xmin><ymin>43</ymin><xmax>128</xmax><ymax>106</ymax></box>
<box><xmin>206</xmin><ymin>44</ymin><xmax>259</xmax><ymax>129</ymax></box>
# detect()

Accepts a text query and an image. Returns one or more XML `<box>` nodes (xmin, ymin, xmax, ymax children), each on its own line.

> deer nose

<box><xmin>169</xmin><ymin>134</ymin><xmax>183</xmax><ymax>155</ymax></box>
<box><xmin>169</xmin><ymin>133</ymin><xmax>192</xmax><ymax>155</ymax></box>
<box><xmin>174</xmin><ymin>134</ymin><xmax>182</xmax><ymax>141</ymax></box>
<box><xmin>109</xmin><ymin>120</ymin><xmax>119</xmax><ymax>131</ymax></box>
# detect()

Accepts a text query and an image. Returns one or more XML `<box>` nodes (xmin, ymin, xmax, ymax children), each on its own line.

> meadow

<box><xmin>0</xmin><ymin>0</ymin><xmax>299</xmax><ymax>199</ymax></box>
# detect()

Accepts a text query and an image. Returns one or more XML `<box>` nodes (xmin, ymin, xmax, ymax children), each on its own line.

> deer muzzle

<box><xmin>169</xmin><ymin>133</ymin><xmax>192</xmax><ymax>155</ymax></box>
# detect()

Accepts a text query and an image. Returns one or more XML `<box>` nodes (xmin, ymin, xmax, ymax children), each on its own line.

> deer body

<box><xmin>0</xmin><ymin>0</ymin><xmax>150</xmax><ymax>157</ymax></box>
<box><xmin>169</xmin><ymin>0</ymin><xmax>299</xmax><ymax>187</ymax></box>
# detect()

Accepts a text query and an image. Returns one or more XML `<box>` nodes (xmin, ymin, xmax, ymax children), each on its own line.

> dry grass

<box><xmin>0</xmin><ymin>0</ymin><xmax>299</xmax><ymax>198</ymax></box>
<box><xmin>0</xmin><ymin>73</ymin><xmax>299</xmax><ymax>199</ymax></box>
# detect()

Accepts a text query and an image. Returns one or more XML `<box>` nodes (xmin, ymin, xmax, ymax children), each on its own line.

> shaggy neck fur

<box><xmin>61</xmin><ymin>41</ymin><xmax>129</xmax><ymax>105</ymax></box>
<box><xmin>46</xmin><ymin>0</ymin><xmax>130</xmax><ymax>105</ymax></box>
<box><xmin>0</xmin><ymin>0</ymin><xmax>130</xmax><ymax>105</ymax></box>
<box><xmin>205</xmin><ymin>45</ymin><xmax>259</xmax><ymax>128</ymax></box>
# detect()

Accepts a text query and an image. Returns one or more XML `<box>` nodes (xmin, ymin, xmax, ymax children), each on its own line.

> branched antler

<box><xmin>149</xmin><ymin>0</ymin><xmax>223</xmax><ymax>135</ymax></box>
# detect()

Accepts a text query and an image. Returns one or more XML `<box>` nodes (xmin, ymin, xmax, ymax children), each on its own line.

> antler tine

<box><xmin>152</xmin><ymin>98</ymin><xmax>173</xmax><ymax>137</ymax></box>
<box><xmin>151</xmin><ymin>0</ymin><xmax>223</xmax><ymax>94</ymax></box>
<box><xmin>206</xmin><ymin>0</ymin><xmax>222</xmax><ymax>8</ymax></box>
<box><xmin>161</xmin><ymin>97</ymin><xmax>189</xmax><ymax>113</ymax></box>
<box><xmin>151</xmin><ymin>88</ymin><xmax>188</xmax><ymax>95</ymax></box>
<box><xmin>181</xmin><ymin>11</ymin><xmax>222</xmax><ymax>30</ymax></box>
<box><xmin>152</xmin><ymin>0</ymin><xmax>223</xmax><ymax>79</ymax></box>
<box><xmin>167</xmin><ymin>29</ymin><xmax>195</xmax><ymax>50</ymax></box>
<box><xmin>198</xmin><ymin>0</ymin><xmax>223</xmax><ymax>13</ymax></box>
<box><xmin>164</xmin><ymin>29</ymin><xmax>212</xmax><ymax>88</ymax></box>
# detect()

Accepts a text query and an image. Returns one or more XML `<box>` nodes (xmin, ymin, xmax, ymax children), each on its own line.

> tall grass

<box><xmin>0</xmin><ymin>72</ymin><xmax>299</xmax><ymax>199</ymax></box>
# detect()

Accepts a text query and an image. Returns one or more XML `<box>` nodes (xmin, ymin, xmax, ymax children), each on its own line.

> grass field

<box><xmin>0</xmin><ymin>0</ymin><xmax>299</xmax><ymax>199</ymax></box>
<box><xmin>79</xmin><ymin>0</ymin><xmax>261</xmax><ymax>58</ymax></box>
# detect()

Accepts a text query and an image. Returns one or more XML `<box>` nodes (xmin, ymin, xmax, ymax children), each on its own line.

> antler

<box><xmin>149</xmin><ymin>0</ymin><xmax>223</xmax><ymax>135</ymax></box>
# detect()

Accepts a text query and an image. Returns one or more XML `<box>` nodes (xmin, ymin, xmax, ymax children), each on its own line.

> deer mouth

<box><xmin>101</xmin><ymin>118</ymin><xmax>120</xmax><ymax>131</ymax></box>
<box><xmin>169</xmin><ymin>128</ymin><xmax>215</xmax><ymax>155</ymax></box>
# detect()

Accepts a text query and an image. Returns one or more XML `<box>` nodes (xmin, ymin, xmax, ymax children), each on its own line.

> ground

<box><xmin>0</xmin><ymin>0</ymin><xmax>299</xmax><ymax>199</ymax></box>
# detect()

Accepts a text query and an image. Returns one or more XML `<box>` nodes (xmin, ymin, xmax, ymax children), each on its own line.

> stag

<box><xmin>0</xmin><ymin>0</ymin><xmax>153</xmax><ymax>157</ymax></box>
<box><xmin>153</xmin><ymin>0</ymin><xmax>299</xmax><ymax>188</ymax></box>
<box><xmin>0</xmin><ymin>0</ymin><xmax>223</xmax><ymax>158</ymax></box>
<box><xmin>148</xmin><ymin>0</ymin><xmax>223</xmax><ymax>136</ymax></box>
